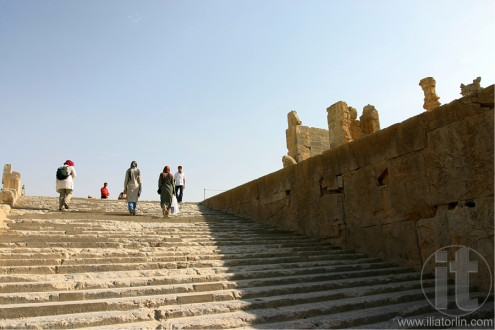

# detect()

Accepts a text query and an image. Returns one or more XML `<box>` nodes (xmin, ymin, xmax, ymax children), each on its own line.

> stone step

<box><xmin>358</xmin><ymin>298</ymin><xmax>494</xmax><ymax>329</ymax></box>
<box><xmin>0</xmin><ymin>265</ymin><xmax>418</xmax><ymax>295</ymax></box>
<box><xmin>0</xmin><ymin>260</ymin><xmax>405</xmax><ymax>286</ymax></box>
<box><xmin>0</xmin><ymin>251</ymin><xmax>396</xmax><ymax>274</ymax></box>
<box><xmin>154</xmin><ymin>288</ymin><xmax>441</xmax><ymax>329</ymax></box>
<box><xmin>0</xmin><ymin>270</ymin><xmax>432</xmax><ymax>304</ymax></box>
<box><xmin>0</xmin><ymin>283</ymin><xmax>436</xmax><ymax>323</ymax></box>
<box><xmin>0</xmin><ymin>309</ymin><xmax>157</xmax><ymax>329</ymax></box>
<box><xmin>0</xmin><ymin>248</ymin><xmax>365</xmax><ymax>266</ymax></box>
<box><xmin>254</xmin><ymin>292</ymin><xmax>492</xmax><ymax>329</ymax></box>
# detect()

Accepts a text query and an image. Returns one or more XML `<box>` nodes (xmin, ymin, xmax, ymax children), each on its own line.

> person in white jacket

<box><xmin>124</xmin><ymin>161</ymin><xmax>142</xmax><ymax>216</ymax></box>
<box><xmin>55</xmin><ymin>160</ymin><xmax>76</xmax><ymax>211</ymax></box>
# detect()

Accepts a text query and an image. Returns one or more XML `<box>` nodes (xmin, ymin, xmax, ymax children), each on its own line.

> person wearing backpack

<box><xmin>124</xmin><ymin>161</ymin><xmax>142</xmax><ymax>216</ymax></box>
<box><xmin>55</xmin><ymin>160</ymin><xmax>76</xmax><ymax>211</ymax></box>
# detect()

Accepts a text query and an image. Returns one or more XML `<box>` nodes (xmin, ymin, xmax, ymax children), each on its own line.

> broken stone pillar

<box><xmin>349</xmin><ymin>107</ymin><xmax>362</xmax><ymax>140</ymax></box>
<box><xmin>460</xmin><ymin>77</ymin><xmax>481</xmax><ymax>96</ymax></box>
<box><xmin>419</xmin><ymin>77</ymin><xmax>441</xmax><ymax>111</ymax></box>
<box><xmin>1</xmin><ymin>164</ymin><xmax>22</xmax><ymax>206</ymax></box>
<box><xmin>360</xmin><ymin>104</ymin><xmax>380</xmax><ymax>135</ymax></box>
<box><xmin>327</xmin><ymin>101</ymin><xmax>353</xmax><ymax>150</ymax></box>
<box><xmin>285</xmin><ymin>111</ymin><xmax>308</xmax><ymax>163</ymax></box>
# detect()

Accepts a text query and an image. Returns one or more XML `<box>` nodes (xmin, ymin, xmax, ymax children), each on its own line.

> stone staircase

<box><xmin>0</xmin><ymin>196</ymin><xmax>492</xmax><ymax>329</ymax></box>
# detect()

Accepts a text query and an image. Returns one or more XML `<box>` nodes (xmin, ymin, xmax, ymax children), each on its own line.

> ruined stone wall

<box><xmin>285</xmin><ymin>104</ymin><xmax>380</xmax><ymax>167</ymax></box>
<box><xmin>204</xmin><ymin>85</ymin><xmax>494</xmax><ymax>288</ymax></box>
<box><xmin>285</xmin><ymin>111</ymin><xmax>330</xmax><ymax>164</ymax></box>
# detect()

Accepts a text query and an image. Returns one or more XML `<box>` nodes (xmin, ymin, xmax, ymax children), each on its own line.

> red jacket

<box><xmin>101</xmin><ymin>187</ymin><xmax>109</xmax><ymax>198</ymax></box>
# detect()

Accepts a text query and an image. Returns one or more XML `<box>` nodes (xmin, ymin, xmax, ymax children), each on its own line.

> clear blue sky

<box><xmin>1</xmin><ymin>0</ymin><xmax>494</xmax><ymax>202</ymax></box>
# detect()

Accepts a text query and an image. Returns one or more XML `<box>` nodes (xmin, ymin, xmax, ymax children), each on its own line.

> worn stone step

<box><xmin>358</xmin><ymin>299</ymin><xmax>494</xmax><ymax>329</ymax></box>
<box><xmin>0</xmin><ymin>282</ymin><xmax>435</xmax><ymax>323</ymax></box>
<box><xmin>156</xmin><ymin>279</ymin><xmax>434</xmax><ymax>319</ymax></box>
<box><xmin>0</xmin><ymin>309</ymin><xmax>157</xmax><ymax>329</ymax></box>
<box><xmin>155</xmin><ymin>288</ymin><xmax>440</xmax><ymax>329</ymax></box>
<box><xmin>0</xmin><ymin>259</ymin><xmax>399</xmax><ymax>286</ymax></box>
<box><xmin>0</xmin><ymin>264</ymin><xmax>418</xmax><ymax>296</ymax></box>
<box><xmin>0</xmin><ymin>289</ymin><xmax>238</xmax><ymax>319</ymax></box>
<box><xmin>254</xmin><ymin>292</ymin><xmax>492</xmax><ymax>329</ymax></box>
<box><xmin>0</xmin><ymin>270</ymin><xmax>432</xmax><ymax>305</ymax></box>
<box><xmin>0</xmin><ymin>249</ymin><xmax>398</xmax><ymax>274</ymax></box>
<box><xmin>0</xmin><ymin>248</ymin><xmax>366</xmax><ymax>267</ymax></box>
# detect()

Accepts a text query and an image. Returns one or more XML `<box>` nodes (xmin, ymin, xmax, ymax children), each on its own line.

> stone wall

<box><xmin>204</xmin><ymin>85</ymin><xmax>494</xmax><ymax>288</ymax></box>
<box><xmin>1</xmin><ymin>164</ymin><xmax>22</xmax><ymax>207</ymax></box>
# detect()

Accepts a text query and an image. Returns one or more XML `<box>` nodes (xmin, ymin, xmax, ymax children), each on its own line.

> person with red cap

<box><xmin>55</xmin><ymin>160</ymin><xmax>76</xmax><ymax>211</ymax></box>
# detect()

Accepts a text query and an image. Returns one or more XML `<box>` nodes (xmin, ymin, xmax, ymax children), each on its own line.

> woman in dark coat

<box><xmin>158</xmin><ymin>165</ymin><xmax>175</xmax><ymax>217</ymax></box>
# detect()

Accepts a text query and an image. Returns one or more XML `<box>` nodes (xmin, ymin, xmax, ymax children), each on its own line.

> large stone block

<box><xmin>320</xmin><ymin>142</ymin><xmax>358</xmax><ymax>176</ymax></box>
<box><xmin>396</xmin><ymin>114</ymin><xmax>426</xmax><ymax>155</ymax></box>
<box><xmin>345</xmin><ymin>220</ymin><xmax>422</xmax><ymax>268</ymax></box>
<box><xmin>421</xmin><ymin>102</ymin><xmax>459</xmax><ymax>132</ymax></box>
<box><xmin>316</xmin><ymin>193</ymin><xmax>345</xmax><ymax>243</ymax></box>
<box><xmin>416</xmin><ymin>196</ymin><xmax>494</xmax><ymax>290</ymax></box>
<box><xmin>0</xmin><ymin>189</ymin><xmax>17</xmax><ymax>207</ymax></box>
<box><xmin>387</xmin><ymin>151</ymin><xmax>435</xmax><ymax>222</ymax></box>
<box><xmin>342</xmin><ymin>163</ymin><xmax>391</xmax><ymax>228</ymax></box>
<box><xmin>228</xmin><ymin>179</ymin><xmax>259</xmax><ymax>221</ymax></box>
<box><xmin>292</xmin><ymin>156</ymin><xmax>325</xmax><ymax>235</ymax></box>
<box><xmin>350</xmin><ymin>123</ymin><xmax>400</xmax><ymax>168</ymax></box>
<box><xmin>257</xmin><ymin>166</ymin><xmax>295</xmax><ymax>227</ymax></box>
<box><xmin>424</xmin><ymin>110</ymin><xmax>494</xmax><ymax>205</ymax></box>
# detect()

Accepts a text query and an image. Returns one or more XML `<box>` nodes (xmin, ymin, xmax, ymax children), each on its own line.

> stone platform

<box><xmin>0</xmin><ymin>196</ymin><xmax>492</xmax><ymax>329</ymax></box>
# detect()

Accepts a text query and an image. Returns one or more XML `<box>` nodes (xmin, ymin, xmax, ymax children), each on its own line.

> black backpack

<box><xmin>56</xmin><ymin>166</ymin><xmax>69</xmax><ymax>180</ymax></box>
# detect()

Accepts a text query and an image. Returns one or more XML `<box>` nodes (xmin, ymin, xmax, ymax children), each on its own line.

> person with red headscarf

<box><xmin>158</xmin><ymin>165</ymin><xmax>175</xmax><ymax>217</ymax></box>
<box><xmin>55</xmin><ymin>160</ymin><xmax>76</xmax><ymax>210</ymax></box>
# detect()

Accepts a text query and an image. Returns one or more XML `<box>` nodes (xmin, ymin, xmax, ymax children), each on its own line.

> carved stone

<box><xmin>460</xmin><ymin>77</ymin><xmax>481</xmax><ymax>96</ymax></box>
<box><xmin>282</xmin><ymin>155</ymin><xmax>297</xmax><ymax>168</ymax></box>
<box><xmin>419</xmin><ymin>77</ymin><xmax>441</xmax><ymax>111</ymax></box>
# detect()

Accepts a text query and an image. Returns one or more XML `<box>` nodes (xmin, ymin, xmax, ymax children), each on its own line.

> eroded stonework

<box><xmin>285</xmin><ymin>103</ymin><xmax>381</xmax><ymax>167</ymax></box>
<box><xmin>461</xmin><ymin>76</ymin><xmax>481</xmax><ymax>96</ymax></box>
<box><xmin>327</xmin><ymin>102</ymin><xmax>380</xmax><ymax>150</ymax></box>
<box><xmin>284</xmin><ymin>111</ymin><xmax>330</xmax><ymax>167</ymax></box>
<box><xmin>419</xmin><ymin>77</ymin><xmax>441</xmax><ymax>111</ymax></box>
<box><xmin>1</xmin><ymin>164</ymin><xmax>22</xmax><ymax>206</ymax></box>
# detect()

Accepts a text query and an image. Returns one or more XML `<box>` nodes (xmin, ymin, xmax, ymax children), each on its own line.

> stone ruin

<box><xmin>327</xmin><ymin>102</ymin><xmax>380</xmax><ymax>150</ymax></box>
<box><xmin>461</xmin><ymin>76</ymin><xmax>482</xmax><ymax>96</ymax></box>
<box><xmin>284</xmin><ymin>76</ymin><xmax>485</xmax><ymax>167</ymax></box>
<box><xmin>0</xmin><ymin>164</ymin><xmax>22</xmax><ymax>206</ymax></box>
<box><xmin>283</xmin><ymin>103</ymin><xmax>380</xmax><ymax>167</ymax></box>
<box><xmin>419</xmin><ymin>76</ymin><xmax>484</xmax><ymax>110</ymax></box>
<box><xmin>284</xmin><ymin>111</ymin><xmax>330</xmax><ymax>166</ymax></box>
<box><xmin>419</xmin><ymin>77</ymin><xmax>441</xmax><ymax>111</ymax></box>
